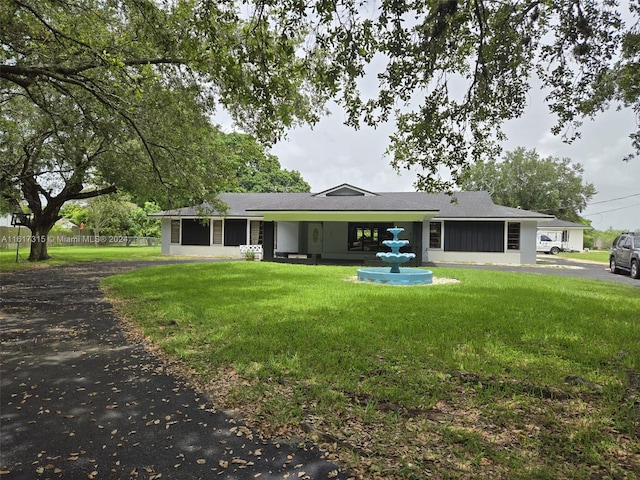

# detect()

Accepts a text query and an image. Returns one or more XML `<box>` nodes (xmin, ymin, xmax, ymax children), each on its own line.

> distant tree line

<box><xmin>461</xmin><ymin>147</ymin><xmax>597</xmax><ymax>224</ymax></box>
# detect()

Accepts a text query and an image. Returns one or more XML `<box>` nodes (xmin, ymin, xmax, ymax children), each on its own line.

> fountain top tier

<box><xmin>383</xmin><ymin>228</ymin><xmax>409</xmax><ymax>251</ymax></box>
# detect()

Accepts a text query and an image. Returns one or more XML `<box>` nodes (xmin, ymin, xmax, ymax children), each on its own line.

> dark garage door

<box><xmin>444</xmin><ymin>221</ymin><xmax>504</xmax><ymax>252</ymax></box>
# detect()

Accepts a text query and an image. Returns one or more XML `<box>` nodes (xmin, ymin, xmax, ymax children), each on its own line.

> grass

<box><xmin>0</xmin><ymin>245</ymin><xmax>163</xmax><ymax>272</ymax></box>
<box><xmin>558</xmin><ymin>250</ymin><xmax>609</xmax><ymax>263</ymax></box>
<box><xmin>103</xmin><ymin>262</ymin><xmax>640</xmax><ymax>479</ymax></box>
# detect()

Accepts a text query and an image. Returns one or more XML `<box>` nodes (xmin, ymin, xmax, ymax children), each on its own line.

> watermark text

<box><xmin>1</xmin><ymin>235</ymin><xmax>130</xmax><ymax>244</ymax></box>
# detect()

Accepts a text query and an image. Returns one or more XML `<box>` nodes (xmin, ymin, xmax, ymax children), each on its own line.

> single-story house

<box><xmin>55</xmin><ymin>218</ymin><xmax>78</xmax><ymax>230</ymax></box>
<box><xmin>537</xmin><ymin>218</ymin><xmax>591</xmax><ymax>252</ymax></box>
<box><xmin>0</xmin><ymin>214</ymin><xmax>11</xmax><ymax>227</ymax></box>
<box><xmin>152</xmin><ymin>184</ymin><xmax>553</xmax><ymax>265</ymax></box>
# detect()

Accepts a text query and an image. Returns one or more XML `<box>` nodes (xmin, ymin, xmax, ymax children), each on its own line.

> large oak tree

<box><xmin>0</xmin><ymin>0</ymin><xmax>324</xmax><ymax>260</ymax></box>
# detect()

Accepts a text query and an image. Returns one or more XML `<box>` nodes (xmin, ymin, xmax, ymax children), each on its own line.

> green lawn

<box><xmin>0</xmin><ymin>245</ymin><xmax>163</xmax><ymax>272</ymax></box>
<box><xmin>559</xmin><ymin>250</ymin><xmax>609</xmax><ymax>263</ymax></box>
<box><xmin>104</xmin><ymin>262</ymin><xmax>640</xmax><ymax>479</ymax></box>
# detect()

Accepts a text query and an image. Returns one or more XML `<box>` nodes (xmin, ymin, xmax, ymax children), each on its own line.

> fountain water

<box><xmin>357</xmin><ymin>227</ymin><xmax>433</xmax><ymax>285</ymax></box>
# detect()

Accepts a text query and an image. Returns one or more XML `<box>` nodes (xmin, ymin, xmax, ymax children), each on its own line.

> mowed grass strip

<box><xmin>0</xmin><ymin>245</ymin><xmax>163</xmax><ymax>272</ymax></box>
<box><xmin>104</xmin><ymin>262</ymin><xmax>640</xmax><ymax>479</ymax></box>
<box><xmin>558</xmin><ymin>250</ymin><xmax>609</xmax><ymax>263</ymax></box>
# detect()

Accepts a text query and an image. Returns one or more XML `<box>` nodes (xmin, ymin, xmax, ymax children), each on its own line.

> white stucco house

<box><xmin>537</xmin><ymin>218</ymin><xmax>591</xmax><ymax>252</ymax></box>
<box><xmin>0</xmin><ymin>214</ymin><xmax>13</xmax><ymax>227</ymax></box>
<box><xmin>151</xmin><ymin>184</ymin><xmax>553</xmax><ymax>265</ymax></box>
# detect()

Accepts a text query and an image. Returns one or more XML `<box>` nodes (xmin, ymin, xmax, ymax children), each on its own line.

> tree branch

<box><xmin>70</xmin><ymin>185</ymin><xmax>117</xmax><ymax>200</ymax></box>
<box><xmin>0</xmin><ymin>58</ymin><xmax>187</xmax><ymax>87</ymax></box>
<box><xmin>12</xmin><ymin>0</ymin><xmax>96</xmax><ymax>53</ymax></box>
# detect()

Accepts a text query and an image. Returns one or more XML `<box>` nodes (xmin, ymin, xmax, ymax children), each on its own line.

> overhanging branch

<box><xmin>69</xmin><ymin>185</ymin><xmax>117</xmax><ymax>201</ymax></box>
<box><xmin>0</xmin><ymin>58</ymin><xmax>187</xmax><ymax>88</ymax></box>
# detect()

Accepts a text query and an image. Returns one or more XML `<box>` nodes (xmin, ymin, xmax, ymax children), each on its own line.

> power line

<box><xmin>583</xmin><ymin>202</ymin><xmax>640</xmax><ymax>216</ymax></box>
<box><xmin>587</xmin><ymin>193</ymin><xmax>640</xmax><ymax>205</ymax></box>
<box><xmin>526</xmin><ymin>193</ymin><xmax>640</xmax><ymax>213</ymax></box>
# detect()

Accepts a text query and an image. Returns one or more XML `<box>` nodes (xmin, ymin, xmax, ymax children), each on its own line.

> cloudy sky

<box><xmin>268</xmin><ymin>91</ymin><xmax>640</xmax><ymax>232</ymax></box>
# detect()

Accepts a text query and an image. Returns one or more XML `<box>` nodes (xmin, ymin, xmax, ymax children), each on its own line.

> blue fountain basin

<box><xmin>357</xmin><ymin>267</ymin><xmax>433</xmax><ymax>285</ymax></box>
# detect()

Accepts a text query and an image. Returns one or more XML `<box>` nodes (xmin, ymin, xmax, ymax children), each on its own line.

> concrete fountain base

<box><xmin>356</xmin><ymin>267</ymin><xmax>433</xmax><ymax>285</ymax></box>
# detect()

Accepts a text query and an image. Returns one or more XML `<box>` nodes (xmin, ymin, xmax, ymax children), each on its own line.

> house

<box><xmin>152</xmin><ymin>184</ymin><xmax>553</xmax><ymax>265</ymax></box>
<box><xmin>55</xmin><ymin>218</ymin><xmax>78</xmax><ymax>230</ymax></box>
<box><xmin>537</xmin><ymin>218</ymin><xmax>591</xmax><ymax>252</ymax></box>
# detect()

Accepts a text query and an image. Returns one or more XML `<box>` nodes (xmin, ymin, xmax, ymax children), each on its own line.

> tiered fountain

<box><xmin>357</xmin><ymin>227</ymin><xmax>433</xmax><ymax>285</ymax></box>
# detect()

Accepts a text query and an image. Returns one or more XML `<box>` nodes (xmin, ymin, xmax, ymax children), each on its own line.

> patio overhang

<box><xmin>255</xmin><ymin>210</ymin><xmax>439</xmax><ymax>222</ymax></box>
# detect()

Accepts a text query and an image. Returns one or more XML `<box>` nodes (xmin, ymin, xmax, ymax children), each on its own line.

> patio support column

<box><xmin>263</xmin><ymin>221</ymin><xmax>275</xmax><ymax>261</ymax></box>
<box><xmin>412</xmin><ymin>222</ymin><xmax>423</xmax><ymax>266</ymax></box>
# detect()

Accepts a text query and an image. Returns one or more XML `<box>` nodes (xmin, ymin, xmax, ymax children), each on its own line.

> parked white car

<box><xmin>537</xmin><ymin>234</ymin><xmax>564</xmax><ymax>255</ymax></box>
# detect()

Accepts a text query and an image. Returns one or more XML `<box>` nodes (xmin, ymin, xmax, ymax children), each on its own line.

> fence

<box><xmin>0</xmin><ymin>227</ymin><xmax>159</xmax><ymax>250</ymax></box>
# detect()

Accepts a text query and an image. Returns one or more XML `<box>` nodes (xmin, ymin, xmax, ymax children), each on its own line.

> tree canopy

<box><xmin>3</xmin><ymin>1</ymin><xmax>637</xmax><ymax>191</ymax></box>
<box><xmin>61</xmin><ymin>196</ymin><xmax>162</xmax><ymax>242</ymax></box>
<box><xmin>257</xmin><ymin>0</ymin><xmax>636</xmax><ymax>190</ymax></box>
<box><xmin>460</xmin><ymin>147</ymin><xmax>597</xmax><ymax>222</ymax></box>
<box><xmin>218</xmin><ymin>133</ymin><xmax>310</xmax><ymax>193</ymax></box>
<box><xmin>1</xmin><ymin>0</ymin><xmax>322</xmax><ymax>259</ymax></box>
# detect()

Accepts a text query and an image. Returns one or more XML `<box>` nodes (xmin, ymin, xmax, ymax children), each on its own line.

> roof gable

<box><xmin>313</xmin><ymin>184</ymin><xmax>378</xmax><ymax>197</ymax></box>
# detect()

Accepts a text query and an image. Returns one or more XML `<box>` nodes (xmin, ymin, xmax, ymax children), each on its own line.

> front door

<box><xmin>308</xmin><ymin>223</ymin><xmax>322</xmax><ymax>254</ymax></box>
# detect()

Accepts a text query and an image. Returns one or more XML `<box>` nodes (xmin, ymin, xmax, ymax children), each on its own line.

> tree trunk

<box><xmin>28</xmin><ymin>217</ymin><xmax>57</xmax><ymax>261</ymax></box>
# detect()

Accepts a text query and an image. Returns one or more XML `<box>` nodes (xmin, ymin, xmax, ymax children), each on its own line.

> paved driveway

<box><xmin>436</xmin><ymin>256</ymin><xmax>640</xmax><ymax>288</ymax></box>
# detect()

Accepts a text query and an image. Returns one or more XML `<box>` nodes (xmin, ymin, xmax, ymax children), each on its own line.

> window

<box><xmin>181</xmin><ymin>219</ymin><xmax>210</xmax><ymax>246</ymax></box>
<box><xmin>429</xmin><ymin>222</ymin><xmax>442</xmax><ymax>249</ymax></box>
<box><xmin>507</xmin><ymin>222</ymin><xmax>520</xmax><ymax>250</ymax></box>
<box><xmin>224</xmin><ymin>219</ymin><xmax>247</xmax><ymax>246</ymax></box>
<box><xmin>444</xmin><ymin>221</ymin><xmax>504</xmax><ymax>252</ymax></box>
<box><xmin>170</xmin><ymin>220</ymin><xmax>180</xmax><ymax>244</ymax></box>
<box><xmin>212</xmin><ymin>220</ymin><xmax>222</xmax><ymax>244</ymax></box>
<box><xmin>250</xmin><ymin>220</ymin><xmax>263</xmax><ymax>244</ymax></box>
<box><xmin>348</xmin><ymin>223</ymin><xmax>393</xmax><ymax>251</ymax></box>
<box><xmin>612</xmin><ymin>235</ymin><xmax>621</xmax><ymax>248</ymax></box>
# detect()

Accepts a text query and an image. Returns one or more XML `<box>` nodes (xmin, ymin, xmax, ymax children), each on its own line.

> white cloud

<box><xmin>272</xmin><ymin>110</ymin><xmax>417</xmax><ymax>192</ymax></box>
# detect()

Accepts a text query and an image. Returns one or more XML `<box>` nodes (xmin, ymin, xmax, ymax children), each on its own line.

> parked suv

<box><xmin>610</xmin><ymin>232</ymin><xmax>640</xmax><ymax>279</ymax></box>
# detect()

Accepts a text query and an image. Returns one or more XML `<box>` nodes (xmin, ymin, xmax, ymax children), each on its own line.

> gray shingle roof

<box><xmin>150</xmin><ymin>193</ymin><xmax>307</xmax><ymax>217</ymax></box>
<box><xmin>152</xmin><ymin>188</ymin><xmax>553</xmax><ymax>220</ymax></box>
<box><xmin>245</xmin><ymin>193</ymin><xmax>438</xmax><ymax>212</ymax></box>
<box><xmin>538</xmin><ymin>218</ymin><xmax>592</xmax><ymax>229</ymax></box>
